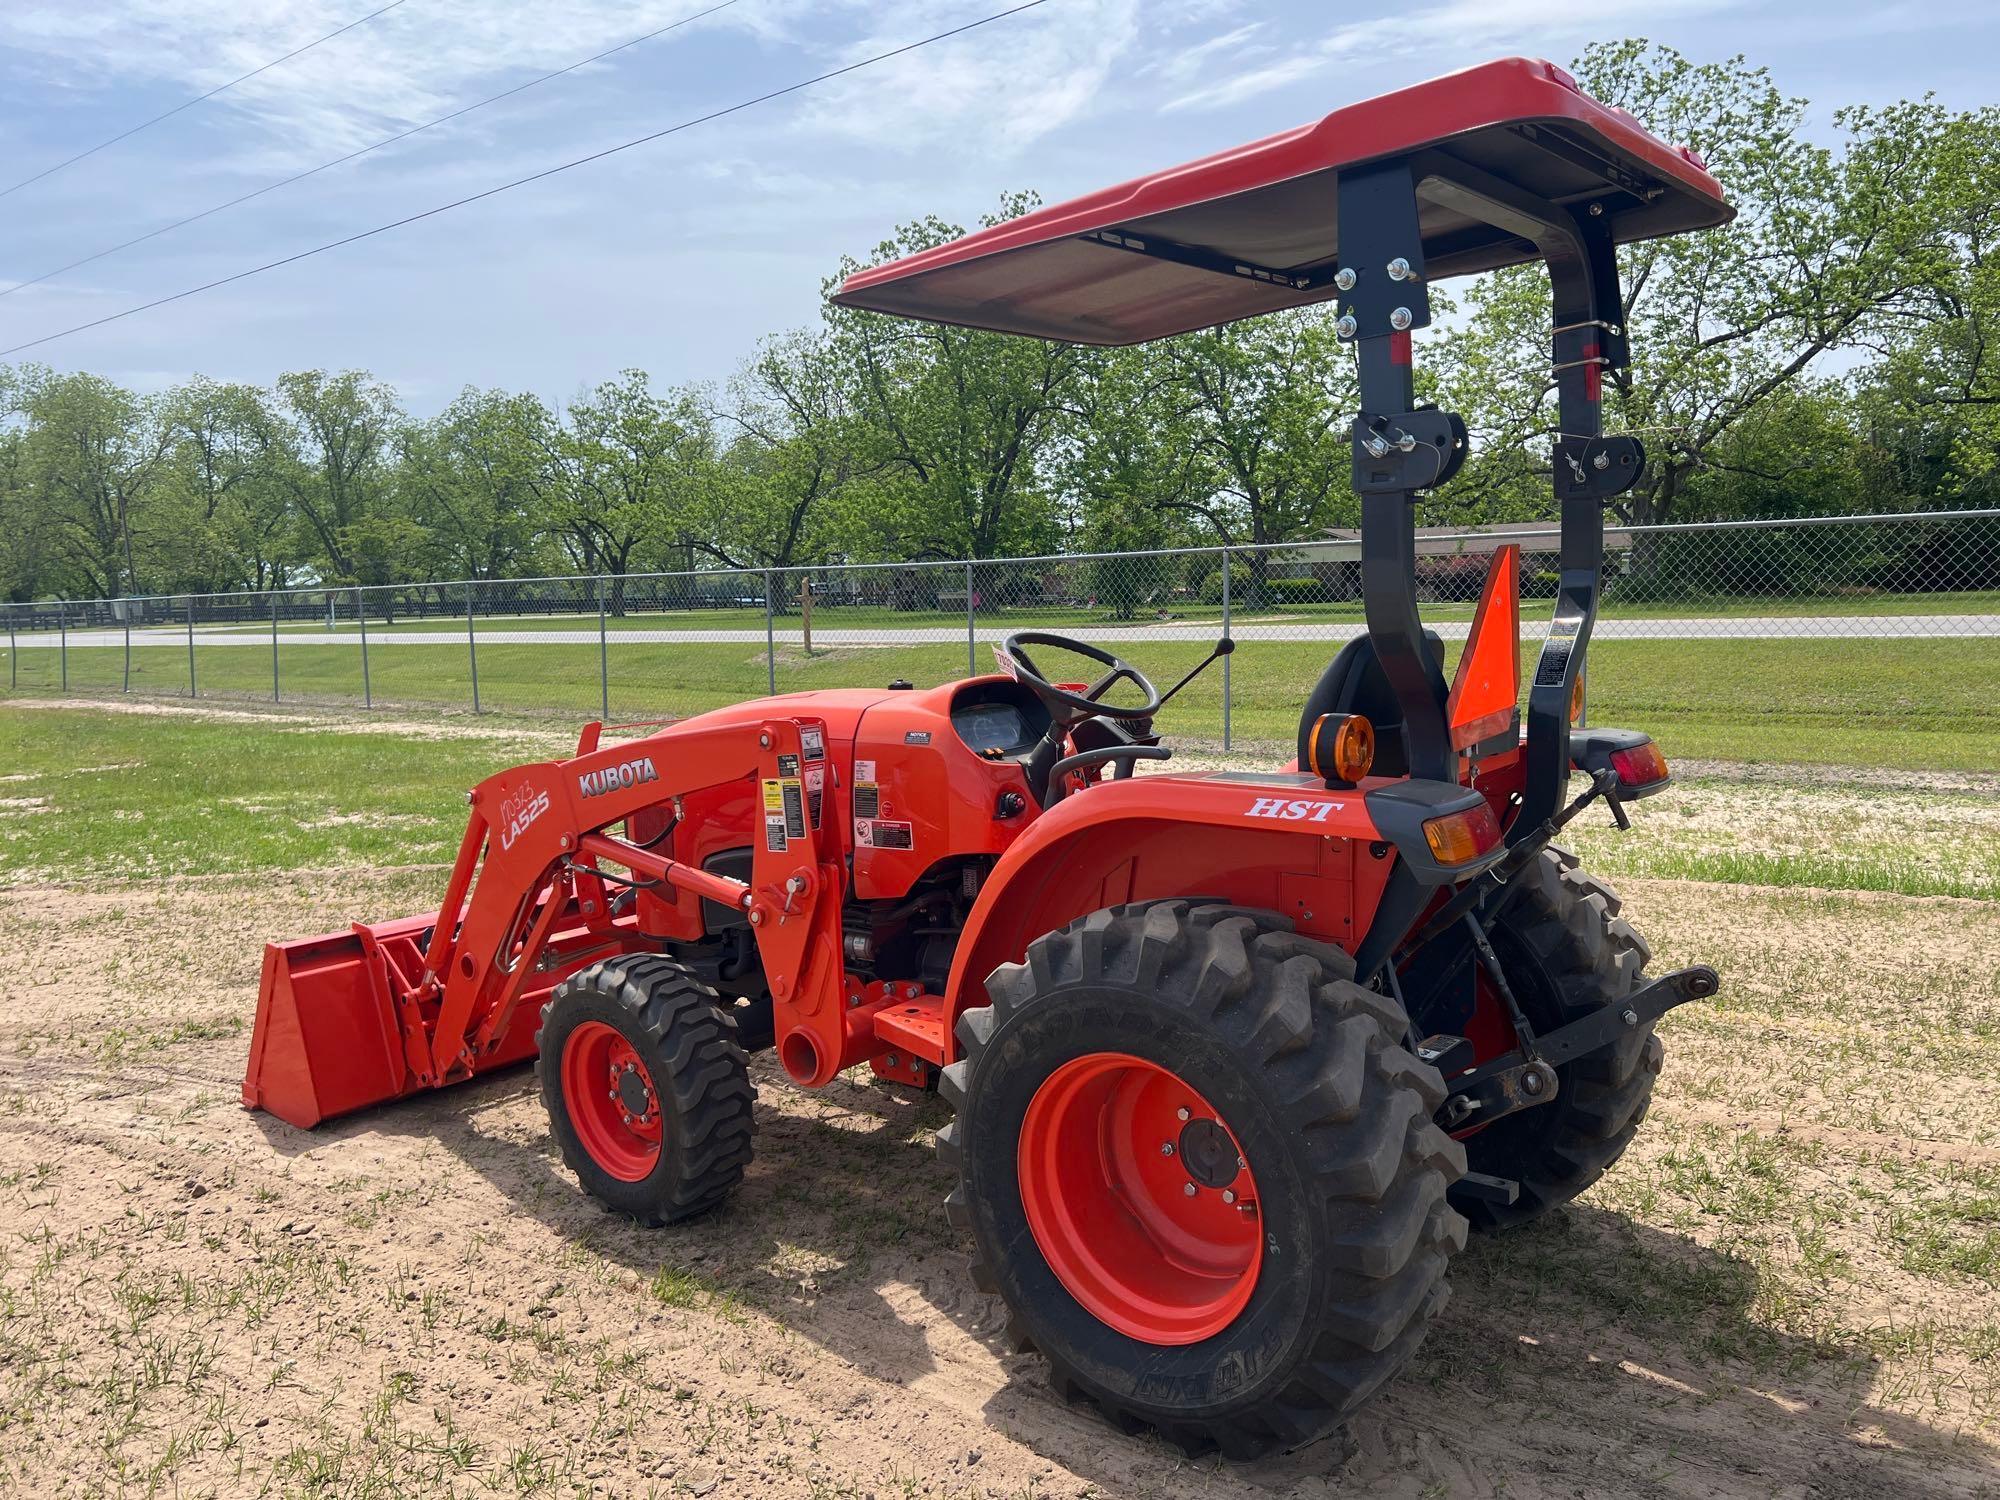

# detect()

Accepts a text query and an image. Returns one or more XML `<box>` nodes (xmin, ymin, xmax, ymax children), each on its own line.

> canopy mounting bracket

<box><xmin>1078</xmin><ymin>227</ymin><xmax>1330</xmax><ymax>292</ymax></box>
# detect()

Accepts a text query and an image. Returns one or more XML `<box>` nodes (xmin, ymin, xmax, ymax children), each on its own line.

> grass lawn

<box><xmin>1</xmin><ymin>702</ymin><xmax>1995</xmax><ymax>900</ymax></box>
<box><xmin>8</xmin><ymin>630</ymin><xmax>1997</xmax><ymax>772</ymax></box>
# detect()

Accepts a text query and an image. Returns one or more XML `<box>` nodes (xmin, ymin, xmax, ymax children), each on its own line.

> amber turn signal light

<box><xmin>1422</xmin><ymin>802</ymin><xmax>1502</xmax><ymax>866</ymax></box>
<box><xmin>1609</xmin><ymin>741</ymin><xmax>1669</xmax><ymax>788</ymax></box>
<box><xmin>1306</xmin><ymin>712</ymin><xmax>1375</xmax><ymax>784</ymax></box>
<box><xmin>1569</xmin><ymin>671</ymin><xmax>1586</xmax><ymax>725</ymax></box>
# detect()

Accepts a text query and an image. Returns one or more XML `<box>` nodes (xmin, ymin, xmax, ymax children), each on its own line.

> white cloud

<box><xmin>0</xmin><ymin>0</ymin><xmax>750</xmax><ymax>165</ymax></box>
<box><xmin>1162</xmin><ymin>0</ymin><xmax>1742</xmax><ymax>113</ymax></box>
<box><xmin>788</xmin><ymin>0</ymin><xmax>1144</xmax><ymax>155</ymax></box>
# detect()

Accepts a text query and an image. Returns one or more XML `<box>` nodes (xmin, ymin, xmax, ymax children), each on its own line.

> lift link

<box><xmin>1436</xmin><ymin>964</ymin><xmax>1719</xmax><ymax>1131</ymax></box>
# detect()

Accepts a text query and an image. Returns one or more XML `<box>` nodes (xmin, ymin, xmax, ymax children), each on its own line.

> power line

<box><xmin>0</xmin><ymin>0</ymin><xmax>1051</xmax><ymax>360</ymax></box>
<box><xmin>0</xmin><ymin>0</ymin><xmax>415</xmax><ymax>201</ymax></box>
<box><xmin>1</xmin><ymin>0</ymin><xmax>742</xmax><ymax>303</ymax></box>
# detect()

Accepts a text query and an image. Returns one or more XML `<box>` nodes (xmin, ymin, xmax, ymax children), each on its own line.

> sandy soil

<box><xmin>2</xmin><ymin>866</ymin><xmax>1997</xmax><ymax>1499</ymax></box>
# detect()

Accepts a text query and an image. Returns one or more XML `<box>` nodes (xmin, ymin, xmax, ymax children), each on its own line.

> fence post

<box><xmin>466</xmin><ymin>580</ymin><xmax>481</xmax><ymax>714</ymax></box>
<box><xmin>800</xmin><ymin>574</ymin><xmax>813</xmax><ymax>654</ymax></box>
<box><xmin>598</xmin><ymin>576</ymin><xmax>609</xmax><ymax>723</ymax></box>
<box><xmin>186</xmin><ymin>597</ymin><xmax>196</xmax><ymax>698</ymax></box>
<box><xmin>58</xmin><ymin>601</ymin><xmax>67</xmax><ymax>692</ymax></box>
<box><xmin>270</xmin><ymin>592</ymin><xmax>280</xmax><ymax>702</ymax></box>
<box><xmin>122</xmin><ymin>600</ymin><xmax>131</xmax><ymax>693</ymax></box>
<box><xmin>356</xmin><ymin>587</ymin><xmax>372</xmax><ymax>710</ymax></box>
<box><xmin>763</xmin><ymin>570</ymin><xmax>777</xmax><ymax>695</ymax></box>
<box><xmin>1220</xmin><ymin>547</ymin><xmax>1232</xmax><ymax>751</ymax></box>
<box><xmin>965</xmin><ymin>561</ymin><xmax>977</xmax><ymax>677</ymax></box>
<box><xmin>7</xmin><ymin>606</ymin><xmax>15</xmax><ymax>690</ymax></box>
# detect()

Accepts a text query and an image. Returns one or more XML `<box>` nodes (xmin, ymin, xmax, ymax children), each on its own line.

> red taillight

<box><xmin>1422</xmin><ymin>802</ymin><xmax>1502</xmax><ymax>866</ymax></box>
<box><xmin>1610</xmin><ymin>742</ymin><xmax>1669</xmax><ymax>788</ymax></box>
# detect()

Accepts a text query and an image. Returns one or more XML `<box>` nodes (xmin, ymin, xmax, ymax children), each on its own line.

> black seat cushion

<box><xmin>1295</xmin><ymin>631</ymin><xmax>1448</xmax><ymax>778</ymax></box>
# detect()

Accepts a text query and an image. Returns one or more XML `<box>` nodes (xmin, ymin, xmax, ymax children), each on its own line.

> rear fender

<box><xmin>940</xmin><ymin>771</ymin><xmax>1391</xmax><ymax>1058</ymax></box>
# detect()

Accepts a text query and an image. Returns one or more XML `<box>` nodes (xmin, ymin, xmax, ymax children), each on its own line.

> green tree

<box><xmin>1153</xmin><ymin>310</ymin><xmax>1357</xmax><ymax>600</ymax></box>
<box><xmin>0</xmin><ymin>367</ymin><xmax>51</xmax><ymax>601</ymax></box>
<box><xmin>1443</xmin><ymin>42</ymin><xmax>1965</xmax><ymax>536</ymax></box>
<box><xmin>538</xmin><ymin>371</ymin><xmax>715</xmax><ymax>611</ymax></box>
<box><xmin>1063</xmin><ymin>344</ymin><xmax>1208</xmax><ymax>618</ymax></box>
<box><xmin>158</xmin><ymin>376</ymin><xmax>293</xmax><ymax>593</ymax></box>
<box><xmin>17</xmin><ymin>369</ymin><xmax>171</xmax><ymax>598</ymax></box>
<box><xmin>706</xmin><ymin>328</ymin><xmax>877</xmax><ymax>570</ymax></box>
<box><xmin>399</xmin><ymin>388</ymin><xmax>554</xmax><ymax>581</ymax></box>
<box><xmin>273</xmin><ymin>370</ymin><xmax>409</xmax><ymax>586</ymax></box>
<box><xmin>1853</xmin><ymin>104</ymin><xmax>2000</xmax><ymax>506</ymax></box>
<box><xmin>829</xmin><ymin>195</ymin><xmax>1086</xmax><ymax>560</ymax></box>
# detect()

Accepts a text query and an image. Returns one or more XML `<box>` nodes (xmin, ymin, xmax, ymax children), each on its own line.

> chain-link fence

<box><xmin>4</xmin><ymin>508</ymin><xmax>1995</xmax><ymax>755</ymax></box>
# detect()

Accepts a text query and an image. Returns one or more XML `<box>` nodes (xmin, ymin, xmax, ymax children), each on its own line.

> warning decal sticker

<box><xmin>804</xmin><ymin>764</ymin><xmax>825</xmax><ymax>827</ymax></box>
<box><xmin>760</xmin><ymin>778</ymin><xmax>788</xmax><ymax>852</ymax></box>
<box><xmin>801</xmin><ymin>726</ymin><xmax>826</xmax><ymax>762</ymax></box>
<box><xmin>781</xmin><ymin>777</ymin><xmax>807</xmax><ymax>842</ymax></box>
<box><xmin>777</xmin><ymin>752</ymin><xmax>800</xmax><ymax>777</ymax></box>
<box><xmin>853</xmin><ymin>819</ymin><xmax>914</xmax><ymax>850</ymax></box>
<box><xmin>1534</xmin><ymin>610</ymin><xmax>1585</xmax><ymax>688</ymax></box>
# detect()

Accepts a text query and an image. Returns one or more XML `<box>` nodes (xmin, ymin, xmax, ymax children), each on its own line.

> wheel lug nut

<box><xmin>1176</xmin><ymin>1107</ymin><xmax>1191</xmax><ymax>1122</ymax></box>
<box><xmin>1159</xmin><ymin>1142</ymin><xmax>1175</xmax><ymax>1157</ymax></box>
<box><xmin>1222</xmin><ymin>1190</ymin><xmax>1236</xmax><ymax>1205</ymax></box>
<box><xmin>1183</xmin><ymin>1183</ymin><xmax>1197</xmax><ymax>1198</ymax></box>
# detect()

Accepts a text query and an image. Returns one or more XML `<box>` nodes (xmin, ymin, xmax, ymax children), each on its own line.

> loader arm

<box><xmin>244</xmin><ymin>713</ymin><xmax>849</xmax><ymax>1129</ymax></box>
<box><xmin>414</xmin><ymin>715</ymin><xmax>845</xmax><ymax>1088</ymax></box>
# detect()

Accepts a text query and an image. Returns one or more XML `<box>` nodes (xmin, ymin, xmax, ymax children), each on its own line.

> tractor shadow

<box><xmin>261</xmin><ymin>1062</ymin><xmax>1991</xmax><ymax>1498</ymax></box>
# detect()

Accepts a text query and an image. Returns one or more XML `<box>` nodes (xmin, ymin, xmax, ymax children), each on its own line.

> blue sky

<box><xmin>1</xmin><ymin>0</ymin><xmax>1994</xmax><ymax>413</ymax></box>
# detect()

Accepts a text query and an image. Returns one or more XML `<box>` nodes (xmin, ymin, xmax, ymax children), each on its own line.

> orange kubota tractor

<box><xmin>245</xmin><ymin>57</ymin><xmax>1725</xmax><ymax>1456</ymax></box>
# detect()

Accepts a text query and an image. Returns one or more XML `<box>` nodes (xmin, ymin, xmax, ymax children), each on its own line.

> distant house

<box><xmin>1291</xmin><ymin>521</ymin><xmax>1639</xmax><ymax>601</ymax></box>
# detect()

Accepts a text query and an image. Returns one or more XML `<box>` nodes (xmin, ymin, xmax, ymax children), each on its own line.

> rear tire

<box><xmin>537</xmin><ymin>955</ymin><xmax>755</xmax><ymax>1225</ymax></box>
<box><xmin>939</xmin><ymin>900</ymin><xmax>1466</xmax><ymax>1458</ymax></box>
<box><xmin>1451</xmin><ymin>846</ymin><xmax>1657</xmax><ymax>1232</ymax></box>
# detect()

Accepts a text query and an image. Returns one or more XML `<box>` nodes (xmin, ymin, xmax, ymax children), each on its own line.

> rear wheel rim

<box><xmin>562</xmin><ymin>1020</ymin><xmax>663</xmax><ymax>1181</ymax></box>
<box><xmin>1017</xmin><ymin>1051</ymin><xmax>1262</xmax><ymax>1345</ymax></box>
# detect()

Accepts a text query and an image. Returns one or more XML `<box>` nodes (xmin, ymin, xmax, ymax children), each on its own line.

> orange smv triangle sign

<box><xmin>1446</xmin><ymin>544</ymin><xmax>1521</xmax><ymax>752</ymax></box>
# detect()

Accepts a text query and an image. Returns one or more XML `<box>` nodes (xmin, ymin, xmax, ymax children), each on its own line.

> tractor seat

<box><xmin>1296</xmin><ymin>631</ymin><xmax>1449</xmax><ymax>779</ymax></box>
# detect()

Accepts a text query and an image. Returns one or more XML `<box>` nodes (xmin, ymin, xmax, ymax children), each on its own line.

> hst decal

<box><xmin>1244</xmin><ymin>796</ymin><xmax>1344</xmax><ymax>823</ymax></box>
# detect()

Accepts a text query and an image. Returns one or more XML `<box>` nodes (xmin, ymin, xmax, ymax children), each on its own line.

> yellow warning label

<box><xmin>761</xmin><ymin>778</ymin><xmax>785</xmax><ymax>813</ymax></box>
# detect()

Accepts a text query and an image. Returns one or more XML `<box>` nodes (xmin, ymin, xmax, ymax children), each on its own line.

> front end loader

<box><xmin>245</xmin><ymin>56</ymin><xmax>1727</xmax><ymax>1457</ymax></box>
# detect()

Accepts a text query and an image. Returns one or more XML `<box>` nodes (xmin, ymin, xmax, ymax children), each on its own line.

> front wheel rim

<box><xmin>1017</xmin><ymin>1051</ymin><xmax>1262</xmax><ymax>1345</ymax></box>
<box><xmin>562</xmin><ymin>1020</ymin><xmax>663</xmax><ymax>1181</ymax></box>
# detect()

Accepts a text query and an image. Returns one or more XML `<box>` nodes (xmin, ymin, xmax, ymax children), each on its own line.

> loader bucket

<box><xmin>242</xmin><ymin>911</ymin><xmax>542</xmax><ymax>1129</ymax></box>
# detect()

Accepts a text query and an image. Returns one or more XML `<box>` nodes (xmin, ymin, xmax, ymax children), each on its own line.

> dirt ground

<box><xmin>1</xmin><ymin>860</ymin><xmax>1997</xmax><ymax>1500</ymax></box>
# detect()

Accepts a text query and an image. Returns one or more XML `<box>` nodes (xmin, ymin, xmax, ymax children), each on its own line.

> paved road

<box><xmin>14</xmin><ymin>614</ymin><xmax>2000</xmax><ymax>648</ymax></box>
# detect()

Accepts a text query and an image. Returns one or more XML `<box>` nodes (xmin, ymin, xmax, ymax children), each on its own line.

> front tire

<box><xmin>537</xmin><ymin>955</ymin><xmax>756</xmax><ymax>1225</ymax></box>
<box><xmin>939</xmin><ymin>901</ymin><xmax>1466</xmax><ymax>1458</ymax></box>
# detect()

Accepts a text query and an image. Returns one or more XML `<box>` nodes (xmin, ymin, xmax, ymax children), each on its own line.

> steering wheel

<box><xmin>999</xmin><ymin>630</ymin><xmax>1163</xmax><ymax>724</ymax></box>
